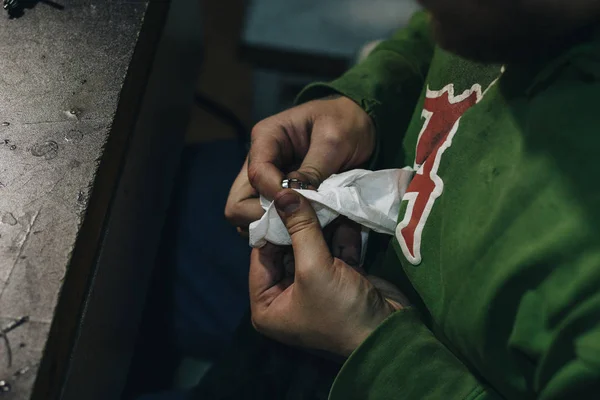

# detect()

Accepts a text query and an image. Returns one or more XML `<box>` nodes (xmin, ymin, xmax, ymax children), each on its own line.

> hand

<box><xmin>250</xmin><ymin>190</ymin><xmax>409</xmax><ymax>357</ymax></box>
<box><xmin>282</xmin><ymin>217</ymin><xmax>366</xmax><ymax>278</ymax></box>
<box><xmin>225</xmin><ymin>95</ymin><xmax>376</xmax><ymax>230</ymax></box>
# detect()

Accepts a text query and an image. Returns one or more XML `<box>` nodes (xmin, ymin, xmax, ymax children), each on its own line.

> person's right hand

<box><xmin>225</xmin><ymin>95</ymin><xmax>376</xmax><ymax>230</ymax></box>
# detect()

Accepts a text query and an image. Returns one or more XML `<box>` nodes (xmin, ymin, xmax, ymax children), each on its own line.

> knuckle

<box><xmin>247</xmin><ymin>163</ymin><xmax>261</xmax><ymax>187</ymax></box>
<box><xmin>251</xmin><ymin>116</ymin><xmax>280</xmax><ymax>142</ymax></box>
<box><xmin>224</xmin><ymin>201</ymin><xmax>246</xmax><ymax>226</ymax></box>
<box><xmin>224</xmin><ymin>203</ymin><xmax>236</xmax><ymax>223</ymax></box>
<box><xmin>316</xmin><ymin>117</ymin><xmax>343</xmax><ymax>137</ymax></box>
<box><xmin>332</xmin><ymin>258</ymin><xmax>349</xmax><ymax>270</ymax></box>
<box><xmin>320</xmin><ymin>128</ymin><xmax>344</xmax><ymax>147</ymax></box>
<box><xmin>296</xmin><ymin>166</ymin><xmax>324</xmax><ymax>187</ymax></box>
<box><xmin>294</xmin><ymin>267</ymin><xmax>315</xmax><ymax>283</ymax></box>
<box><xmin>251</xmin><ymin>314</ymin><xmax>265</xmax><ymax>333</ymax></box>
<box><xmin>250</xmin><ymin>120</ymin><xmax>267</xmax><ymax>140</ymax></box>
<box><xmin>286</xmin><ymin>214</ymin><xmax>318</xmax><ymax>237</ymax></box>
<box><xmin>318</xmin><ymin>124</ymin><xmax>352</xmax><ymax>154</ymax></box>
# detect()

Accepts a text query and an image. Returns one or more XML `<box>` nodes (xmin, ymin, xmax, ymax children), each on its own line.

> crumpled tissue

<box><xmin>249</xmin><ymin>169</ymin><xmax>413</xmax><ymax>255</ymax></box>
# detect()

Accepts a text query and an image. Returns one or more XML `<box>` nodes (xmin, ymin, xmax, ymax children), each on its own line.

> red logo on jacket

<box><xmin>396</xmin><ymin>83</ymin><xmax>482</xmax><ymax>265</ymax></box>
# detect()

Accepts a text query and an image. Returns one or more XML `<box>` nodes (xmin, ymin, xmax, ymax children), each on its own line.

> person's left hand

<box><xmin>250</xmin><ymin>189</ymin><xmax>410</xmax><ymax>357</ymax></box>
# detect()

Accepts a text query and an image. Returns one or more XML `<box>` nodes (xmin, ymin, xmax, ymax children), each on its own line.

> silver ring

<box><xmin>281</xmin><ymin>178</ymin><xmax>310</xmax><ymax>190</ymax></box>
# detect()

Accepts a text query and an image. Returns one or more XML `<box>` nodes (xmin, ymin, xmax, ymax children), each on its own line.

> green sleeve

<box><xmin>296</xmin><ymin>11</ymin><xmax>435</xmax><ymax>169</ymax></box>
<box><xmin>331</xmin><ymin>306</ymin><xmax>600</xmax><ymax>400</ymax></box>
<box><xmin>329</xmin><ymin>308</ymin><xmax>503</xmax><ymax>400</ymax></box>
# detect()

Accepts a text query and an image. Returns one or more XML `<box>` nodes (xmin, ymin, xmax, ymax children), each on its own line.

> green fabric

<box><xmin>327</xmin><ymin>20</ymin><xmax>600</xmax><ymax>400</ymax></box>
<box><xmin>296</xmin><ymin>11</ymin><xmax>435</xmax><ymax>169</ymax></box>
<box><xmin>331</xmin><ymin>308</ymin><xmax>501</xmax><ymax>400</ymax></box>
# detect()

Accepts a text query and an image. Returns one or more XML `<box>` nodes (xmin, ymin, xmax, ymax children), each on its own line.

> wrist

<box><xmin>337</xmin><ymin>330</ymin><xmax>372</xmax><ymax>357</ymax></box>
<box><xmin>337</xmin><ymin>316</ymin><xmax>388</xmax><ymax>357</ymax></box>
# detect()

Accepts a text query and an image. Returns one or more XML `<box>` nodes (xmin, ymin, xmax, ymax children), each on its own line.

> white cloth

<box><xmin>249</xmin><ymin>168</ymin><xmax>413</xmax><ymax>251</ymax></box>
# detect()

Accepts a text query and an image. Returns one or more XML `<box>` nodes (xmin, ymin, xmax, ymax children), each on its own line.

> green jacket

<box><xmin>298</xmin><ymin>11</ymin><xmax>600</xmax><ymax>400</ymax></box>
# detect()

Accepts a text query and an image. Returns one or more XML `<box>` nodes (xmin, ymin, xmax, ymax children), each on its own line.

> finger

<box><xmin>248</xmin><ymin>122</ymin><xmax>294</xmax><ymax>199</ymax></box>
<box><xmin>331</xmin><ymin>218</ymin><xmax>362</xmax><ymax>267</ymax></box>
<box><xmin>273</xmin><ymin>190</ymin><xmax>333</xmax><ymax>274</ymax></box>
<box><xmin>225</xmin><ymin>162</ymin><xmax>265</xmax><ymax>226</ymax></box>
<box><xmin>367</xmin><ymin>275</ymin><xmax>411</xmax><ymax>308</ymax></box>
<box><xmin>248</xmin><ymin>161</ymin><xmax>285</xmax><ymax>200</ymax></box>
<box><xmin>249</xmin><ymin>244</ymin><xmax>286</xmax><ymax>308</ymax></box>
<box><xmin>228</xmin><ymin>198</ymin><xmax>264</xmax><ymax>227</ymax></box>
<box><xmin>293</xmin><ymin>126</ymin><xmax>351</xmax><ymax>187</ymax></box>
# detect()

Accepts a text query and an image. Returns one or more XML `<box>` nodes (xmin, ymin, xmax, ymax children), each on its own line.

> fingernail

<box><xmin>275</xmin><ymin>192</ymin><xmax>300</xmax><ymax>214</ymax></box>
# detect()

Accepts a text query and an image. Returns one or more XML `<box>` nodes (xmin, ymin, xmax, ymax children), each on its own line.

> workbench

<box><xmin>0</xmin><ymin>1</ymin><xmax>202</xmax><ymax>399</ymax></box>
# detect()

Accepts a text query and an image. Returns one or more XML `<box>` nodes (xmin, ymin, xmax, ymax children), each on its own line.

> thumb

<box><xmin>274</xmin><ymin>190</ymin><xmax>333</xmax><ymax>272</ymax></box>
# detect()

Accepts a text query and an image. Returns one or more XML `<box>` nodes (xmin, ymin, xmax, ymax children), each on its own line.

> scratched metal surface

<box><xmin>0</xmin><ymin>1</ymin><xmax>148</xmax><ymax>398</ymax></box>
